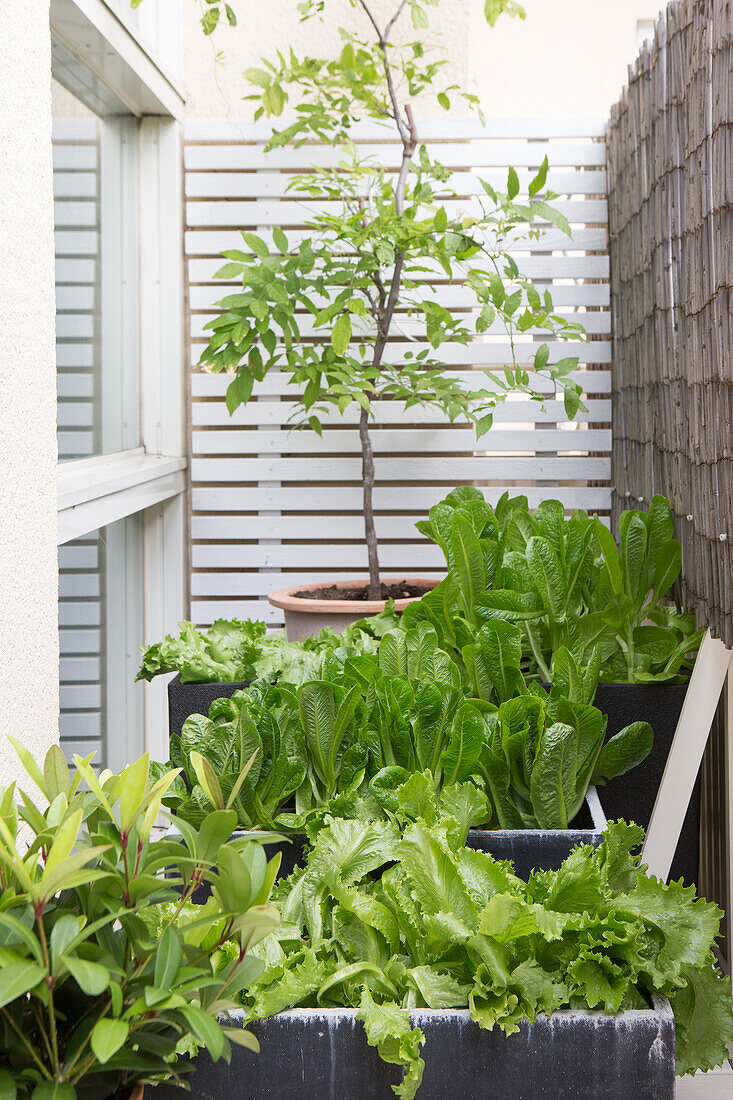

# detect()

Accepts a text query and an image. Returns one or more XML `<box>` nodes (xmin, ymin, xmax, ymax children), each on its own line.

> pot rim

<box><xmin>268</xmin><ymin>577</ymin><xmax>440</xmax><ymax>615</ymax></box>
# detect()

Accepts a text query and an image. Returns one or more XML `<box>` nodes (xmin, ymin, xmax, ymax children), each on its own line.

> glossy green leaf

<box><xmin>91</xmin><ymin>1018</ymin><xmax>129</xmax><ymax>1065</ymax></box>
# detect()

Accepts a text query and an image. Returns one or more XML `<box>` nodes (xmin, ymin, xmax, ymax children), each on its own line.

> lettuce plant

<box><xmin>239</xmin><ymin>799</ymin><xmax>733</xmax><ymax>1098</ymax></box>
<box><xmin>136</xmin><ymin>606</ymin><xmax>398</xmax><ymax>684</ymax></box>
<box><xmin>363</xmin><ymin>624</ymin><xmax>651</xmax><ymax>829</ymax></box>
<box><xmin>157</xmin><ymin>622</ymin><xmax>652</xmax><ymax>833</ymax></box>
<box><xmin>0</xmin><ymin>740</ymin><xmax>280</xmax><ymax>1099</ymax></box>
<box><xmin>159</xmin><ymin>677</ymin><xmax>369</xmax><ymax>831</ymax></box>
<box><xmin>412</xmin><ymin>488</ymin><xmax>703</xmax><ymax>683</ymax></box>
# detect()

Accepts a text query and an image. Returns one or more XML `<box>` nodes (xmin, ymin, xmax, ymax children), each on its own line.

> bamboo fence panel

<box><xmin>608</xmin><ymin>0</ymin><xmax>733</xmax><ymax>644</ymax></box>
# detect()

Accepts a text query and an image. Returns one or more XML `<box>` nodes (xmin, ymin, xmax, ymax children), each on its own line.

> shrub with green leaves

<box><xmin>411</xmin><ymin>488</ymin><xmax>703</xmax><ymax>683</ymax></box>
<box><xmin>0</xmin><ymin>739</ymin><xmax>280</xmax><ymax>1099</ymax></box>
<box><xmin>197</xmin><ymin>0</ymin><xmax>586</xmax><ymax>599</ymax></box>
<box><xmin>239</xmin><ymin>797</ymin><xmax>733</xmax><ymax>1098</ymax></box>
<box><xmin>136</xmin><ymin>606</ymin><xmax>399</xmax><ymax>684</ymax></box>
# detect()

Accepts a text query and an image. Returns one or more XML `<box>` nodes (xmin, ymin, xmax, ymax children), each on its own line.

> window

<box><xmin>52</xmin><ymin>0</ymin><xmax>186</xmax><ymax>769</ymax></box>
<box><xmin>53</xmin><ymin>82</ymin><xmax>141</xmax><ymax>462</ymax></box>
<box><xmin>58</xmin><ymin>517</ymin><xmax>144</xmax><ymax>770</ymax></box>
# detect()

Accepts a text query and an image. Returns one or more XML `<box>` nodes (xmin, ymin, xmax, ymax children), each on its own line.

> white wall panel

<box><xmin>185</xmin><ymin>118</ymin><xmax>612</xmax><ymax>627</ymax></box>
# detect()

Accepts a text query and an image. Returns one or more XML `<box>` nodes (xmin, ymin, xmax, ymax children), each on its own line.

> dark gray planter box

<box><xmin>593</xmin><ymin>682</ymin><xmax>697</xmax><ymax>884</ymax></box>
<box><xmin>152</xmin><ymin>1000</ymin><xmax>674</xmax><ymax>1100</ymax></box>
<box><xmin>467</xmin><ymin>826</ymin><xmax>603</xmax><ymax>879</ymax></box>
<box><xmin>167</xmin><ymin>675</ymin><xmax>250</xmax><ymax>736</ymax></box>
<box><xmin>184</xmin><ymin>793</ymin><xmax>604</xmax><ymax>903</ymax></box>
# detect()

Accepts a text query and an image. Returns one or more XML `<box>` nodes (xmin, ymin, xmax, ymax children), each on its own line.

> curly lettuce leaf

<box><xmin>670</xmin><ymin>960</ymin><xmax>733</xmax><ymax>1075</ymax></box>
<box><xmin>357</xmin><ymin>989</ymin><xmax>425</xmax><ymax>1100</ymax></box>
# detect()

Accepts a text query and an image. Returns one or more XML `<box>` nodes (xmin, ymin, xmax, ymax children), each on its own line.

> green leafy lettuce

<box><xmin>136</xmin><ymin>605</ymin><xmax>399</xmax><ymax>684</ymax></box>
<box><xmin>240</xmin><ymin>804</ymin><xmax>733</xmax><ymax>1097</ymax></box>
<box><xmin>411</xmin><ymin>488</ymin><xmax>703</xmax><ymax>684</ymax></box>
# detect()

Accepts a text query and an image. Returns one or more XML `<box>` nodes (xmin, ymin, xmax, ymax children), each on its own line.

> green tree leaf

<box><xmin>90</xmin><ymin>1018</ymin><xmax>129</xmax><ymax>1065</ymax></box>
<box><xmin>331</xmin><ymin>313</ymin><xmax>352</xmax><ymax>356</ymax></box>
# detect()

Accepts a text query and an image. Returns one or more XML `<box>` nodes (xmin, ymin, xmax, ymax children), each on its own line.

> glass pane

<box><xmin>58</xmin><ymin>516</ymin><xmax>144</xmax><ymax>771</ymax></box>
<box><xmin>52</xmin><ymin>78</ymin><xmax>140</xmax><ymax>462</ymax></box>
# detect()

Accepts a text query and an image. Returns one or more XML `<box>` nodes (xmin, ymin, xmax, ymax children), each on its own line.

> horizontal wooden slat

<box><xmin>190</xmin><ymin>340</ymin><xmax>611</xmax><ymax>370</ymax></box>
<box><xmin>55</xmin><ymin>230</ymin><xmax>98</xmax><ymax>255</ymax></box>
<box><xmin>56</xmin><ymin>286</ymin><xmax>96</xmax><ymax>310</ymax></box>
<box><xmin>189</xmin><ymin>312</ymin><xmax>610</xmax><ymax>339</ymax></box>
<box><xmin>59</xmin><ymin>628</ymin><xmax>101</xmax><ymax>654</ymax></box>
<box><xmin>53</xmin><ymin>145</ymin><xmax>98</xmax><ymax>170</ymax></box>
<box><xmin>190</xmin><ymin>571</ymin><xmax>445</xmax><ymax>599</ymax></box>
<box><xmin>188</xmin><ymin>254</ymin><xmax>610</xmax><ymax>284</ymax></box>
<box><xmin>60</xmin><ymin>684</ymin><xmax>102</xmax><ymax>709</ymax></box>
<box><xmin>52</xmin><ymin>119</ymin><xmax>97</xmax><ymax>141</ymax></box>
<box><xmin>193</xmin><ymin>545</ymin><xmax>445</xmax><ymax>572</ymax></box>
<box><xmin>58</xmin><ymin>404</ymin><xmax>94</xmax><ymax>428</ymax></box>
<box><xmin>57</xmin><ymin>345</ymin><xmax>94</xmax><ymax>367</ymax></box>
<box><xmin>188</xmin><ymin>283</ymin><xmax>609</xmax><ymax>311</ymax></box>
<box><xmin>56</xmin><ymin>315</ymin><xmax>94</xmax><ymax>338</ymax></box>
<box><xmin>194</xmin><ymin>508</ymin><xmax>613</xmax><ymax>541</ymax></box>
<box><xmin>185</xmin><ymin>116</ymin><xmax>607</xmax><ymax>142</ymax></box>
<box><xmin>186</xmin><ymin>197</ymin><xmax>608</xmax><ymax>228</ymax></box>
<box><xmin>58</xmin><ymin>375</ymin><xmax>94</xmax><ymax>398</ymax></box>
<box><xmin>186</xmin><ymin>226</ymin><xmax>610</xmax><ymax>256</ymax></box>
<box><xmin>191</xmin><ymin>455</ymin><xmax>610</xmax><ymax>481</ymax></box>
<box><xmin>191</xmin><ymin>601</ymin><xmax>294</xmax><ymax>626</ymax></box>
<box><xmin>191</xmin><ymin>427</ymin><xmax>611</xmax><ymax>456</ymax></box>
<box><xmin>59</xmin><ymin>713</ymin><xmax>102</xmax><ymax>737</ymax></box>
<box><xmin>55</xmin><ymin>258</ymin><xmax>97</xmax><ymax>283</ymax></box>
<box><xmin>184</xmin><ymin>141</ymin><xmax>607</xmax><ymax>171</ymax></box>
<box><xmin>191</xmin><ymin>397</ymin><xmax>612</xmax><ymax>427</ymax></box>
<box><xmin>186</xmin><ymin>169</ymin><xmax>608</xmax><ymax>200</ymax></box>
<box><xmin>192</xmin><ymin>485</ymin><xmax>612</xmax><ymax>513</ymax></box>
<box><xmin>54</xmin><ymin>172</ymin><xmax>98</xmax><ymax>198</ymax></box>
<box><xmin>54</xmin><ymin>200</ymin><xmax>97</xmax><ymax>227</ymax></box>
<box><xmin>60</xmin><ymin>657</ymin><xmax>101</xmax><ymax>681</ymax></box>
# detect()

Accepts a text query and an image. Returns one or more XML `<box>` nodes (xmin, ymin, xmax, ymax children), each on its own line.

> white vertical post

<box><xmin>643</xmin><ymin>630</ymin><xmax>733</xmax><ymax>881</ymax></box>
<box><xmin>139</xmin><ymin>115</ymin><xmax>187</xmax><ymax>756</ymax></box>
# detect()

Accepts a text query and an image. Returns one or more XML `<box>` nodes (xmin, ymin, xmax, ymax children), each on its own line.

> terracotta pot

<box><xmin>268</xmin><ymin>577</ymin><xmax>439</xmax><ymax>641</ymax></box>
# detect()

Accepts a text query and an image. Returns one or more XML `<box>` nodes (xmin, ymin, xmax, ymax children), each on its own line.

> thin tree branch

<box><xmin>358</xmin><ymin>0</ymin><xmax>411</xmax><ymax>139</ymax></box>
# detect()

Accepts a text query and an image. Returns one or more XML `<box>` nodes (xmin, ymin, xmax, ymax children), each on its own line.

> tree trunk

<box><xmin>359</xmin><ymin>405</ymin><xmax>381</xmax><ymax>598</ymax></box>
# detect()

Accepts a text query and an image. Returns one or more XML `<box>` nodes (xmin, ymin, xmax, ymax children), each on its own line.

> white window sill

<box><xmin>58</xmin><ymin>448</ymin><xmax>186</xmax><ymax>544</ymax></box>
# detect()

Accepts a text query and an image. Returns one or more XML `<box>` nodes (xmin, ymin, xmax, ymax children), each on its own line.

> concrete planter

<box><xmin>167</xmin><ymin>675</ymin><xmax>250</xmax><ymax>737</ymax></box>
<box><xmin>152</xmin><ymin>1000</ymin><xmax>674</xmax><ymax>1100</ymax></box>
<box><xmin>267</xmin><ymin>578</ymin><xmax>440</xmax><ymax>641</ymax></box>
<box><xmin>593</xmin><ymin>682</ymin><xmax>696</xmax><ymax>883</ymax></box>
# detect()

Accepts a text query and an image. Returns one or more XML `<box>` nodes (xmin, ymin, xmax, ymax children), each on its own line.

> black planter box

<box><xmin>152</xmin><ymin>1000</ymin><xmax>674</xmax><ymax>1100</ymax></box>
<box><xmin>184</xmin><ymin>805</ymin><xmax>602</xmax><ymax>904</ymax></box>
<box><xmin>167</xmin><ymin>675</ymin><xmax>250</xmax><ymax>737</ymax></box>
<box><xmin>261</xmin><ymin>825</ymin><xmax>602</xmax><ymax>886</ymax></box>
<box><xmin>467</xmin><ymin>826</ymin><xmax>602</xmax><ymax>879</ymax></box>
<box><xmin>593</xmin><ymin>682</ymin><xmax>697</xmax><ymax>884</ymax></box>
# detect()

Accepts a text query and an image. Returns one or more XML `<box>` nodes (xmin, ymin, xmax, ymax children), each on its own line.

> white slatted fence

<box><xmin>54</xmin><ymin>118</ymin><xmax>105</xmax><ymax>763</ymax></box>
<box><xmin>185</xmin><ymin>117</ymin><xmax>611</xmax><ymax>626</ymax></box>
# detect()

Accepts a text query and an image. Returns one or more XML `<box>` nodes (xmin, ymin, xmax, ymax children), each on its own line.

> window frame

<box><xmin>52</xmin><ymin>0</ymin><xmax>187</xmax><ymax>764</ymax></box>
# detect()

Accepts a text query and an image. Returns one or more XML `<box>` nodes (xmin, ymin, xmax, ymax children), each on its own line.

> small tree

<box><xmin>199</xmin><ymin>0</ymin><xmax>586</xmax><ymax>598</ymax></box>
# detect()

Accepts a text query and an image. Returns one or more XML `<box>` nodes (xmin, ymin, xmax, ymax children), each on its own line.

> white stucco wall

<box><xmin>0</xmin><ymin>0</ymin><xmax>59</xmax><ymax>785</ymax></box>
<box><xmin>181</xmin><ymin>0</ymin><xmax>470</xmax><ymax>116</ymax></box>
<box><xmin>468</xmin><ymin>0</ymin><xmax>657</xmax><ymax>116</ymax></box>
<box><xmin>180</xmin><ymin>0</ymin><xmax>655</xmax><ymax>118</ymax></box>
